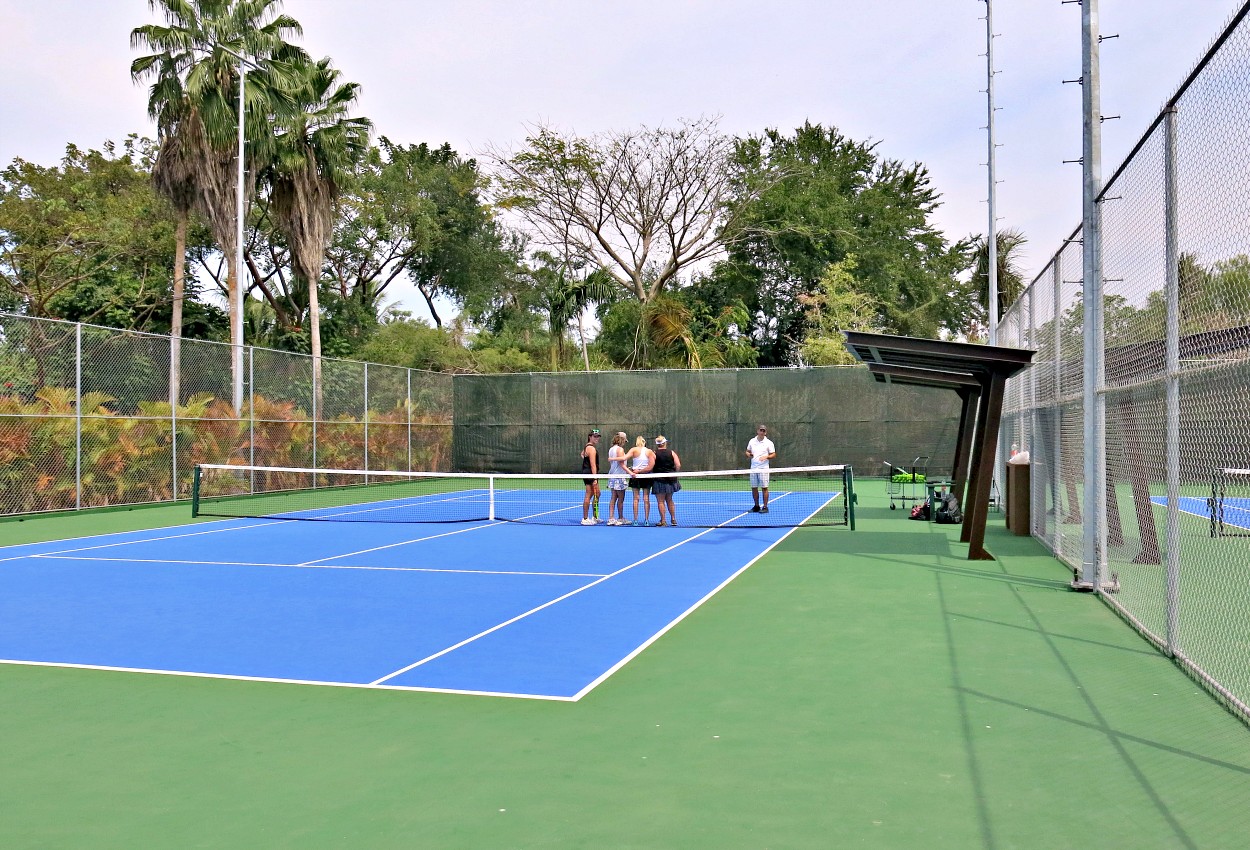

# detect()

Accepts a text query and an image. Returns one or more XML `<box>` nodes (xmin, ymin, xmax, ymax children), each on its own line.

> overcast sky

<box><xmin>1</xmin><ymin>0</ymin><xmax>1242</xmax><ymax>320</ymax></box>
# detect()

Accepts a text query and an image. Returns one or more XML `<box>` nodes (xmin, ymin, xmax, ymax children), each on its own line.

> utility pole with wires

<box><xmin>983</xmin><ymin>0</ymin><xmax>1000</xmax><ymax>346</ymax></box>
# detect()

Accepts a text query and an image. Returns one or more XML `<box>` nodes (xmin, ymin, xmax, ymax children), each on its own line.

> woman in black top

<box><xmin>650</xmin><ymin>435</ymin><xmax>682</xmax><ymax>526</ymax></box>
<box><xmin>580</xmin><ymin>430</ymin><xmax>601</xmax><ymax>525</ymax></box>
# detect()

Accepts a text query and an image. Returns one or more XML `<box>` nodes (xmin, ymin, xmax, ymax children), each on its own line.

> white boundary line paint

<box><xmin>367</xmin><ymin>524</ymin><xmax>732</xmax><ymax>686</ymax></box>
<box><xmin>0</xmin><ymin>513</ymin><xmax>255</xmax><ymax>556</ymax></box>
<box><xmin>26</xmin><ymin>555</ymin><xmax>607</xmax><ymax>578</ymax></box>
<box><xmin>295</xmin><ymin>505</ymin><xmax>579</xmax><ymax>566</ymax></box>
<box><xmin>0</xmin><ymin>519</ymin><xmax>289</xmax><ymax>563</ymax></box>
<box><xmin>0</xmin><ymin>658</ymin><xmax>576</xmax><ymax>702</ymax></box>
<box><xmin>569</xmin><ymin>496</ymin><xmax>837</xmax><ymax>701</ymax></box>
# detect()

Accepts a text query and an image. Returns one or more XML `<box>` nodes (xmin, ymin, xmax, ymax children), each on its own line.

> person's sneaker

<box><xmin>749</xmin><ymin>505</ymin><xmax>761</xmax><ymax>512</ymax></box>
<box><xmin>580</xmin><ymin>518</ymin><xmax>595</xmax><ymax>525</ymax></box>
<box><xmin>761</xmin><ymin>506</ymin><xmax>769</xmax><ymax>513</ymax></box>
<box><xmin>657</xmin><ymin>520</ymin><xmax>667</xmax><ymax>527</ymax></box>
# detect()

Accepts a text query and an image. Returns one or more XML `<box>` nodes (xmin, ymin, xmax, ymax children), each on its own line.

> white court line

<box><xmin>0</xmin><ymin>658</ymin><xmax>576</xmax><ymax>702</ymax></box>
<box><xmin>296</xmin><ymin>504</ymin><xmax>579</xmax><ymax>565</ymax></box>
<box><xmin>27</xmin><ymin>554</ymin><xmax>606</xmax><ymax>578</ymax></box>
<box><xmin>0</xmin><ymin>518</ymin><xmax>290</xmax><ymax>563</ymax></box>
<box><xmin>369</xmin><ymin>507</ymin><xmax>768</xmax><ymax>687</ymax></box>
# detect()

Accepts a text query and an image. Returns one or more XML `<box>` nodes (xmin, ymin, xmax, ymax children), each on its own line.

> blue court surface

<box><xmin>1151</xmin><ymin>494</ymin><xmax>1250</xmax><ymax>531</ymax></box>
<box><xmin>0</xmin><ymin>494</ymin><xmax>836</xmax><ymax>701</ymax></box>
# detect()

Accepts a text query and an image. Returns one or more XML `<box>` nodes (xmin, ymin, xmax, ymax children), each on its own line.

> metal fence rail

<box><xmin>1000</xmin><ymin>4</ymin><xmax>1250</xmax><ymax>722</ymax></box>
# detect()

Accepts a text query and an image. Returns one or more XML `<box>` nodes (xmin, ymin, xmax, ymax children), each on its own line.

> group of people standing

<box><xmin>580</xmin><ymin>430</ymin><xmax>682</xmax><ymax>526</ymax></box>
<box><xmin>578</xmin><ymin>425</ymin><xmax>775</xmax><ymax>527</ymax></box>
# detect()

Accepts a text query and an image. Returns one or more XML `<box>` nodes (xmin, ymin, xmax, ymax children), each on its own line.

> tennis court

<box><xmin>3</xmin><ymin>481</ymin><xmax>1250</xmax><ymax>849</ymax></box>
<box><xmin>0</xmin><ymin>467</ymin><xmax>849</xmax><ymax>700</ymax></box>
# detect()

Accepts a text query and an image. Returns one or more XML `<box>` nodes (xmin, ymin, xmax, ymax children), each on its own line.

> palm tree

<box><xmin>971</xmin><ymin>227</ymin><xmax>1028</xmax><ymax>337</ymax></box>
<box><xmin>265</xmin><ymin>57</ymin><xmax>371</xmax><ymax>405</ymax></box>
<box><xmin>138</xmin><ymin>54</ymin><xmax>197</xmax><ymax>406</ymax></box>
<box><xmin>131</xmin><ymin>0</ymin><xmax>307</xmax><ymax>410</ymax></box>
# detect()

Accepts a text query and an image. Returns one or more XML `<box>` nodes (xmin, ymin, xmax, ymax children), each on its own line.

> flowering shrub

<box><xmin>0</xmin><ymin>387</ymin><xmax>452</xmax><ymax>515</ymax></box>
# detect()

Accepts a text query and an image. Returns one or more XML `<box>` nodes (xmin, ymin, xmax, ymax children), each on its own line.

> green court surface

<box><xmin>3</xmin><ymin>483</ymin><xmax>1249</xmax><ymax>849</ymax></box>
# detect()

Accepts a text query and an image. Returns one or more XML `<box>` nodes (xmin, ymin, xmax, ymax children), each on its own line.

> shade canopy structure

<box><xmin>843</xmin><ymin>332</ymin><xmax>1035</xmax><ymax>560</ymax></box>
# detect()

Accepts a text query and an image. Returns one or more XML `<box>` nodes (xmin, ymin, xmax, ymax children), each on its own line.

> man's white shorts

<box><xmin>750</xmin><ymin>471</ymin><xmax>769</xmax><ymax>488</ymax></box>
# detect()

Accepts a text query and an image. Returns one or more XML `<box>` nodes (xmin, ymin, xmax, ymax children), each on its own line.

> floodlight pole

<box><xmin>1079</xmin><ymin>0</ymin><xmax>1106</xmax><ymax>589</ymax></box>
<box><xmin>233</xmin><ymin>59</ymin><xmax>246</xmax><ymax>413</ymax></box>
<box><xmin>209</xmin><ymin>43</ymin><xmax>261</xmax><ymax>414</ymax></box>
<box><xmin>985</xmin><ymin>0</ymin><xmax>999</xmax><ymax>346</ymax></box>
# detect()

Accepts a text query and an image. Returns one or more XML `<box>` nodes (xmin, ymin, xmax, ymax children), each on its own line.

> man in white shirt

<box><xmin>745</xmin><ymin>425</ymin><xmax>776</xmax><ymax>513</ymax></box>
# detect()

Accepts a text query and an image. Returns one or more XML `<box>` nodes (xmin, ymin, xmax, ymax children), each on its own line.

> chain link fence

<box><xmin>1</xmin><ymin>310</ymin><xmax>965</xmax><ymax>519</ymax></box>
<box><xmin>1000</xmin><ymin>4</ymin><xmax>1250</xmax><ymax>722</ymax></box>
<box><xmin>0</xmin><ymin>312</ymin><xmax>453</xmax><ymax>514</ymax></box>
<box><xmin>451</xmin><ymin>367</ymin><xmax>961</xmax><ymax>475</ymax></box>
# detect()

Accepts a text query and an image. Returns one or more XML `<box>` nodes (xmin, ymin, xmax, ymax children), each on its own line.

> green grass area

<box><xmin>3</xmin><ymin>481</ymin><xmax>1249</xmax><ymax>848</ymax></box>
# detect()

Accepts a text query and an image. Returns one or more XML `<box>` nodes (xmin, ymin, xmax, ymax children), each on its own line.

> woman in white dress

<box><xmin>606</xmin><ymin>432</ymin><xmax>630</xmax><ymax>525</ymax></box>
<box><xmin>624</xmin><ymin>436</ymin><xmax>655</xmax><ymax>526</ymax></box>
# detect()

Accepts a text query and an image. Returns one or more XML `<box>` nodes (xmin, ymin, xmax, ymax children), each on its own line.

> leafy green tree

<box><xmin>596</xmin><ymin>289</ymin><xmax>758</xmax><ymax>369</ymax></box>
<box><xmin>712</xmin><ymin>122</ymin><xmax>972</xmax><ymax>364</ymax></box>
<box><xmin>0</xmin><ymin>138</ymin><xmax>223</xmax><ymax>333</ymax></box>
<box><xmin>798</xmin><ymin>256</ymin><xmax>880</xmax><ymax>365</ymax></box>
<box><xmin>326</xmin><ymin>139</ymin><xmax>518</xmax><ymax>330</ymax></box>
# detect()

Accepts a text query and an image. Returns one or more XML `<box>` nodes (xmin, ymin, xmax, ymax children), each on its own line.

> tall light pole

<box><xmin>984</xmin><ymin>0</ymin><xmax>999</xmax><ymax>346</ymax></box>
<box><xmin>214</xmin><ymin>44</ymin><xmax>260</xmax><ymax>413</ymax></box>
<box><xmin>1079</xmin><ymin>0</ymin><xmax>1105</xmax><ymax>588</ymax></box>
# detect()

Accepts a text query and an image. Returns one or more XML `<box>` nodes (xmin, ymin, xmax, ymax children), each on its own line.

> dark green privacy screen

<box><xmin>452</xmin><ymin>366</ymin><xmax>960</xmax><ymax>475</ymax></box>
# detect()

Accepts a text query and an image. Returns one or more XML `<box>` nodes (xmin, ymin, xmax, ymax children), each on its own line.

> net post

<box><xmin>845</xmin><ymin>465</ymin><xmax>856</xmax><ymax>531</ymax></box>
<box><xmin>191</xmin><ymin>464</ymin><xmax>202</xmax><ymax>517</ymax></box>
<box><xmin>489</xmin><ymin>475</ymin><xmax>496</xmax><ymax>521</ymax></box>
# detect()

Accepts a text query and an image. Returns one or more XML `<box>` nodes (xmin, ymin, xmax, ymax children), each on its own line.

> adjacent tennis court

<box><xmin>0</xmin><ymin>467</ymin><xmax>849</xmax><ymax>700</ymax></box>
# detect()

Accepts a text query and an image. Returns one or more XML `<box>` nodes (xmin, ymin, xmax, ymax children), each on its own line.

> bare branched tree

<box><xmin>489</xmin><ymin>117</ymin><xmax>749</xmax><ymax>305</ymax></box>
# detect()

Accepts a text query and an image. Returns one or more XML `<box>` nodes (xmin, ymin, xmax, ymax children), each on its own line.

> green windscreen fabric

<box><xmin>452</xmin><ymin>366</ymin><xmax>960</xmax><ymax>476</ymax></box>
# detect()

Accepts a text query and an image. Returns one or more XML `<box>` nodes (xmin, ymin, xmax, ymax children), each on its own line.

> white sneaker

<box><xmin>580</xmin><ymin>518</ymin><xmax>595</xmax><ymax>525</ymax></box>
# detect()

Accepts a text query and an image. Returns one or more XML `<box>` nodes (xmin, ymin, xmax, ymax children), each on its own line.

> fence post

<box><xmin>311</xmin><ymin>351</ymin><xmax>318</xmax><ymax>480</ymax></box>
<box><xmin>1052</xmin><ymin>256</ymin><xmax>1063</xmax><ymax>555</ymax></box>
<box><xmin>407</xmin><ymin>369</ymin><xmax>413</xmax><ymax>472</ymax></box>
<box><xmin>1163</xmin><ymin>106</ymin><xmax>1182</xmax><ymax>656</ymax></box>
<box><xmin>75</xmin><ymin>322</ymin><xmax>82</xmax><ymax>510</ymax></box>
<box><xmin>170</xmin><ymin>332</ymin><xmax>178</xmax><ymax>500</ymax></box>
<box><xmin>364</xmin><ymin>361</ymin><xmax>370</xmax><ymax>479</ymax></box>
<box><xmin>248</xmin><ymin>346</ymin><xmax>255</xmax><ymax>494</ymax></box>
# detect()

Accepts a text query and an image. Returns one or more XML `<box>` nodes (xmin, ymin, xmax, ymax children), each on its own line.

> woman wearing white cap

<box><xmin>650</xmin><ymin>435</ymin><xmax>682</xmax><ymax>526</ymax></box>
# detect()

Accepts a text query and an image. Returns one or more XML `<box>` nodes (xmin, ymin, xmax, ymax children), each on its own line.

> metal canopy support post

<box><xmin>951</xmin><ymin>385</ymin><xmax>980</xmax><ymax>509</ymax></box>
<box><xmin>963</xmin><ymin>375</ymin><xmax>1007</xmax><ymax>560</ymax></box>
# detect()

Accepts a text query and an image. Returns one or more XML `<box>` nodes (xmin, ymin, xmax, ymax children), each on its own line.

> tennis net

<box><xmin>192</xmin><ymin>463</ymin><xmax>855</xmax><ymax>529</ymax></box>
<box><xmin>1210</xmin><ymin>467</ymin><xmax>1250</xmax><ymax>538</ymax></box>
